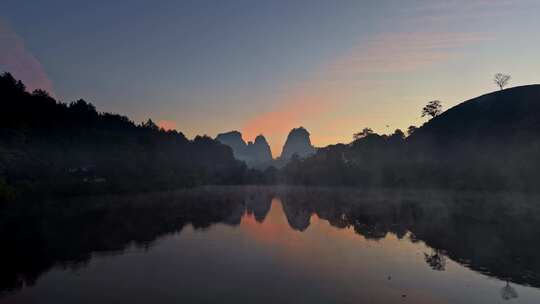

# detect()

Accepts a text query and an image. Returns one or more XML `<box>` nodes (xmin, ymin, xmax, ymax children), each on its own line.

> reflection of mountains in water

<box><xmin>1</xmin><ymin>186</ymin><xmax>540</xmax><ymax>295</ymax></box>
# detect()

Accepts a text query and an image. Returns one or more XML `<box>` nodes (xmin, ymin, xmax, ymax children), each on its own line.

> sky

<box><xmin>1</xmin><ymin>0</ymin><xmax>540</xmax><ymax>156</ymax></box>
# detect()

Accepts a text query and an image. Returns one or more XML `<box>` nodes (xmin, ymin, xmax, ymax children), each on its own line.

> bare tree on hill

<box><xmin>494</xmin><ymin>73</ymin><xmax>511</xmax><ymax>90</ymax></box>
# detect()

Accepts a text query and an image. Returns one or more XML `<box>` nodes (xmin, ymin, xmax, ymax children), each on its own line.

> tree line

<box><xmin>0</xmin><ymin>72</ymin><xmax>251</xmax><ymax>199</ymax></box>
<box><xmin>279</xmin><ymin>73</ymin><xmax>540</xmax><ymax>191</ymax></box>
<box><xmin>1</xmin><ymin>70</ymin><xmax>535</xmax><ymax>199</ymax></box>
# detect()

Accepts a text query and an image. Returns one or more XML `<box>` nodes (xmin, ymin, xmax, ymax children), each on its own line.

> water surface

<box><xmin>1</xmin><ymin>186</ymin><xmax>539</xmax><ymax>303</ymax></box>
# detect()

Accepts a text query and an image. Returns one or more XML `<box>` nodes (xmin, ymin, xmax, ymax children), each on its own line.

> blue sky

<box><xmin>1</xmin><ymin>0</ymin><xmax>539</xmax><ymax>155</ymax></box>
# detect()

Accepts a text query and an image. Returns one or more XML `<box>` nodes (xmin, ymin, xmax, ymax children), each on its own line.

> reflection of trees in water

<box><xmin>280</xmin><ymin>199</ymin><xmax>312</xmax><ymax>231</ymax></box>
<box><xmin>424</xmin><ymin>250</ymin><xmax>447</xmax><ymax>271</ymax></box>
<box><xmin>0</xmin><ymin>188</ymin><xmax>249</xmax><ymax>295</ymax></box>
<box><xmin>245</xmin><ymin>191</ymin><xmax>273</xmax><ymax>223</ymax></box>
<box><xmin>1</xmin><ymin>186</ymin><xmax>540</xmax><ymax>296</ymax></box>
<box><xmin>274</xmin><ymin>187</ymin><xmax>540</xmax><ymax>289</ymax></box>
<box><xmin>500</xmin><ymin>282</ymin><xmax>519</xmax><ymax>300</ymax></box>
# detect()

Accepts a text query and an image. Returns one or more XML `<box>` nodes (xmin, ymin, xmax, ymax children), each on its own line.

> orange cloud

<box><xmin>158</xmin><ymin>119</ymin><xmax>177</xmax><ymax>131</ymax></box>
<box><xmin>242</xmin><ymin>89</ymin><xmax>337</xmax><ymax>156</ymax></box>
<box><xmin>0</xmin><ymin>20</ymin><xmax>55</xmax><ymax>96</ymax></box>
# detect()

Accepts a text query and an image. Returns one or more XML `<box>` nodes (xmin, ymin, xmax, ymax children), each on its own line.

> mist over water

<box><xmin>1</xmin><ymin>186</ymin><xmax>540</xmax><ymax>303</ymax></box>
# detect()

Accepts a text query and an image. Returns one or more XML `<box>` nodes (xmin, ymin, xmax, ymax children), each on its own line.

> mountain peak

<box><xmin>280</xmin><ymin>127</ymin><xmax>315</xmax><ymax>159</ymax></box>
<box><xmin>216</xmin><ymin>131</ymin><xmax>246</xmax><ymax>154</ymax></box>
<box><xmin>254</xmin><ymin>134</ymin><xmax>269</xmax><ymax>145</ymax></box>
<box><xmin>216</xmin><ymin>131</ymin><xmax>272</xmax><ymax>165</ymax></box>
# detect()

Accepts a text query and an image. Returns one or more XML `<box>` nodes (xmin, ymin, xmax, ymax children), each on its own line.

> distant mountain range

<box><xmin>215</xmin><ymin>131</ymin><xmax>272</xmax><ymax>166</ymax></box>
<box><xmin>216</xmin><ymin>126</ymin><xmax>316</xmax><ymax>167</ymax></box>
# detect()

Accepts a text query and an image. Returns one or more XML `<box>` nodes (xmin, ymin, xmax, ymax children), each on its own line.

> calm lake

<box><xmin>1</xmin><ymin>186</ymin><xmax>540</xmax><ymax>303</ymax></box>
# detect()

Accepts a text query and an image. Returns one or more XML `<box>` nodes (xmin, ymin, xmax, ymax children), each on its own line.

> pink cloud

<box><xmin>332</xmin><ymin>32</ymin><xmax>493</xmax><ymax>74</ymax></box>
<box><xmin>406</xmin><ymin>0</ymin><xmax>528</xmax><ymax>25</ymax></box>
<box><xmin>242</xmin><ymin>31</ymin><xmax>491</xmax><ymax>155</ymax></box>
<box><xmin>242</xmin><ymin>89</ymin><xmax>336</xmax><ymax>156</ymax></box>
<box><xmin>0</xmin><ymin>20</ymin><xmax>55</xmax><ymax>96</ymax></box>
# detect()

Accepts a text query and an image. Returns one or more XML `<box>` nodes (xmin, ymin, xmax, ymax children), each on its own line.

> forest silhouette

<box><xmin>0</xmin><ymin>72</ymin><xmax>250</xmax><ymax>198</ymax></box>
<box><xmin>2</xmin><ymin>72</ymin><xmax>540</xmax><ymax>200</ymax></box>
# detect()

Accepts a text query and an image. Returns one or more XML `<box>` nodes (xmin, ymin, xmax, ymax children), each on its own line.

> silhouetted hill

<box><xmin>280</xmin><ymin>87</ymin><xmax>540</xmax><ymax>191</ymax></box>
<box><xmin>216</xmin><ymin>131</ymin><xmax>248</xmax><ymax>157</ymax></box>
<box><xmin>406</xmin><ymin>86</ymin><xmax>540</xmax><ymax>189</ymax></box>
<box><xmin>249</xmin><ymin>135</ymin><xmax>273</xmax><ymax>163</ymax></box>
<box><xmin>410</xmin><ymin>85</ymin><xmax>540</xmax><ymax>149</ymax></box>
<box><xmin>215</xmin><ymin>131</ymin><xmax>272</xmax><ymax>166</ymax></box>
<box><xmin>280</xmin><ymin>127</ymin><xmax>316</xmax><ymax>160</ymax></box>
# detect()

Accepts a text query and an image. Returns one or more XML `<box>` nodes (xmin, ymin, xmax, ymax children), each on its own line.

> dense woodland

<box><xmin>0</xmin><ymin>72</ymin><xmax>249</xmax><ymax>199</ymax></box>
<box><xmin>1</xmin><ymin>72</ymin><xmax>540</xmax><ymax>201</ymax></box>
